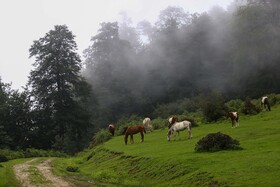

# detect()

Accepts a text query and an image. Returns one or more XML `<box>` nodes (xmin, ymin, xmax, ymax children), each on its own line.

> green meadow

<box><xmin>52</xmin><ymin>104</ymin><xmax>280</xmax><ymax>187</ymax></box>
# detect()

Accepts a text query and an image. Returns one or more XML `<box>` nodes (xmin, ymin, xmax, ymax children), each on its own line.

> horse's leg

<box><xmin>188</xmin><ymin>127</ymin><xmax>192</xmax><ymax>139</ymax></box>
<box><xmin>140</xmin><ymin>131</ymin><xmax>144</xmax><ymax>142</ymax></box>
<box><xmin>130</xmin><ymin>135</ymin><xmax>134</xmax><ymax>144</ymax></box>
<box><xmin>236</xmin><ymin>117</ymin><xmax>239</xmax><ymax>127</ymax></box>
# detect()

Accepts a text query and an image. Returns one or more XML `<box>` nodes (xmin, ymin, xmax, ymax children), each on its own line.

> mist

<box><xmin>82</xmin><ymin>0</ymin><xmax>280</xmax><ymax>125</ymax></box>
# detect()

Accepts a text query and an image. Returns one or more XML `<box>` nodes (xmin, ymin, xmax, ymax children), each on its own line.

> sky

<box><xmin>0</xmin><ymin>0</ymin><xmax>233</xmax><ymax>90</ymax></box>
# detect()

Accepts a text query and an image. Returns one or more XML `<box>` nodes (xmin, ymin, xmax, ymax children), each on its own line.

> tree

<box><xmin>0</xmin><ymin>79</ymin><xmax>12</xmax><ymax>148</ymax></box>
<box><xmin>84</xmin><ymin>22</ymin><xmax>141</xmax><ymax>125</ymax></box>
<box><xmin>28</xmin><ymin>25</ymin><xmax>92</xmax><ymax>153</ymax></box>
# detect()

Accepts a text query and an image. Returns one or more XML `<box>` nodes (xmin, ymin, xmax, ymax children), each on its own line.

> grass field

<box><xmin>0</xmin><ymin>158</ymin><xmax>30</xmax><ymax>187</ymax></box>
<box><xmin>52</xmin><ymin>104</ymin><xmax>280</xmax><ymax>187</ymax></box>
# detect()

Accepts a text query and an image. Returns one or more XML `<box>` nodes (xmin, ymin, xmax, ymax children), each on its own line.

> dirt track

<box><xmin>14</xmin><ymin>158</ymin><xmax>73</xmax><ymax>187</ymax></box>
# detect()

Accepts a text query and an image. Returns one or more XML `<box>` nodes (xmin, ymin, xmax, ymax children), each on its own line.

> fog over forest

<box><xmin>83</xmin><ymin>0</ymin><xmax>280</xmax><ymax>123</ymax></box>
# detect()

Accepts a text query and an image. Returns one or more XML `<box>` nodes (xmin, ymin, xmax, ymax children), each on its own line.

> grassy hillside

<box><xmin>53</xmin><ymin>105</ymin><xmax>280</xmax><ymax>186</ymax></box>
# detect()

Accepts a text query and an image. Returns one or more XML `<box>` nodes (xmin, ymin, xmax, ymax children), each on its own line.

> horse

<box><xmin>261</xmin><ymin>96</ymin><xmax>271</xmax><ymax>111</ymax></box>
<box><xmin>108</xmin><ymin>124</ymin><xmax>115</xmax><ymax>136</ymax></box>
<box><xmin>167</xmin><ymin>120</ymin><xmax>192</xmax><ymax>141</ymax></box>
<box><xmin>168</xmin><ymin>116</ymin><xmax>178</xmax><ymax>129</ymax></box>
<box><xmin>227</xmin><ymin>112</ymin><xmax>239</xmax><ymax>128</ymax></box>
<box><xmin>124</xmin><ymin>125</ymin><xmax>146</xmax><ymax>145</ymax></box>
<box><xmin>143</xmin><ymin>117</ymin><xmax>153</xmax><ymax>133</ymax></box>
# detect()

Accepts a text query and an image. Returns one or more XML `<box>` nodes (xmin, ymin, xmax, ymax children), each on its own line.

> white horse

<box><xmin>167</xmin><ymin>120</ymin><xmax>192</xmax><ymax>141</ymax></box>
<box><xmin>143</xmin><ymin>117</ymin><xmax>153</xmax><ymax>133</ymax></box>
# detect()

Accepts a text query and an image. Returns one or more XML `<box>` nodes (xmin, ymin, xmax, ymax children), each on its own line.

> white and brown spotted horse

<box><xmin>108</xmin><ymin>124</ymin><xmax>115</xmax><ymax>136</ymax></box>
<box><xmin>227</xmin><ymin>112</ymin><xmax>239</xmax><ymax>128</ymax></box>
<box><xmin>261</xmin><ymin>96</ymin><xmax>271</xmax><ymax>111</ymax></box>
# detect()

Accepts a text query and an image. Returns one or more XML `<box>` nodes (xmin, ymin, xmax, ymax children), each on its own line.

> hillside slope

<box><xmin>53</xmin><ymin>105</ymin><xmax>280</xmax><ymax>186</ymax></box>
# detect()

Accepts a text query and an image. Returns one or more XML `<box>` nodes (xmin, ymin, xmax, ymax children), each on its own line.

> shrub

<box><xmin>151</xmin><ymin>117</ymin><xmax>167</xmax><ymax>130</ymax></box>
<box><xmin>195</xmin><ymin>132</ymin><xmax>241</xmax><ymax>152</ymax></box>
<box><xmin>66</xmin><ymin>166</ymin><xmax>79</xmax><ymax>172</ymax></box>
<box><xmin>90</xmin><ymin>129</ymin><xmax>112</xmax><ymax>147</ymax></box>
<box><xmin>267</xmin><ymin>93</ymin><xmax>280</xmax><ymax>106</ymax></box>
<box><xmin>200</xmin><ymin>93</ymin><xmax>227</xmax><ymax>122</ymax></box>
<box><xmin>242</xmin><ymin>97</ymin><xmax>260</xmax><ymax>115</ymax></box>
<box><xmin>0</xmin><ymin>154</ymin><xmax>8</xmax><ymax>162</ymax></box>
<box><xmin>225</xmin><ymin>99</ymin><xmax>243</xmax><ymax>113</ymax></box>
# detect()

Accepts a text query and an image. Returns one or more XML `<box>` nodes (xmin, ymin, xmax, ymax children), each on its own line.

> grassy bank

<box><xmin>53</xmin><ymin>105</ymin><xmax>280</xmax><ymax>186</ymax></box>
<box><xmin>0</xmin><ymin>158</ymin><xmax>31</xmax><ymax>187</ymax></box>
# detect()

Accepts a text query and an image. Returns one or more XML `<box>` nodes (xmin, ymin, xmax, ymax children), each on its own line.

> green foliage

<box><xmin>150</xmin><ymin>117</ymin><xmax>167</xmax><ymax>130</ymax></box>
<box><xmin>225</xmin><ymin>99</ymin><xmax>243</xmax><ymax>113</ymax></box>
<box><xmin>0</xmin><ymin>148</ymin><xmax>67</xmax><ymax>161</ymax></box>
<box><xmin>195</xmin><ymin>132</ymin><xmax>241</xmax><ymax>152</ymax></box>
<box><xmin>266</xmin><ymin>93</ymin><xmax>280</xmax><ymax>106</ymax></box>
<box><xmin>0</xmin><ymin>154</ymin><xmax>8</xmax><ymax>162</ymax></box>
<box><xmin>28</xmin><ymin>25</ymin><xmax>92</xmax><ymax>154</ymax></box>
<box><xmin>200</xmin><ymin>93</ymin><xmax>227</xmax><ymax>122</ymax></box>
<box><xmin>90</xmin><ymin>129</ymin><xmax>112</xmax><ymax>147</ymax></box>
<box><xmin>242</xmin><ymin>97</ymin><xmax>261</xmax><ymax>115</ymax></box>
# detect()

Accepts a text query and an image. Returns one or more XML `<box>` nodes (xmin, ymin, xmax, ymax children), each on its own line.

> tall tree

<box><xmin>28</xmin><ymin>25</ymin><xmax>92</xmax><ymax>154</ymax></box>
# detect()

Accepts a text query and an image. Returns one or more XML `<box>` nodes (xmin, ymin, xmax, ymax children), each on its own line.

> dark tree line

<box><xmin>1</xmin><ymin>0</ymin><xmax>280</xmax><ymax>154</ymax></box>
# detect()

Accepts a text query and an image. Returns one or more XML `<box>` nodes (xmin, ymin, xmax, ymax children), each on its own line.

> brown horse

<box><xmin>108</xmin><ymin>124</ymin><xmax>115</xmax><ymax>136</ymax></box>
<box><xmin>261</xmin><ymin>96</ymin><xmax>271</xmax><ymax>111</ymax></box>
<box><xmin>124</xmin><ymin>125</ymin><xmax>146</xmax><ymax>145</ymax></box>
<box><xmin>227</xmin><ymin>112</ymin><xmax>239</xmax><ymax>128</ymax></box>
<box><xmin>168</xmin><ymin>116</ymin><xmax>178</xmax><ymax>129</ymax></box>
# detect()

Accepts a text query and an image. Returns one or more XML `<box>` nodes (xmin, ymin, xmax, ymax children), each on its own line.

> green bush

<box><xmin>151</xmin><ymin>118</ymin><xmax>167</xmax><ymax>130</ymax></box>
<box><xmin>200</xmin><ymin>93</ymin><xmax>227</xmax><ymax>122</ymax></box>
<box><xmin>90</xmin><ymin>129</ymin><xmax>112</xmax><ymax>147</ymax></box>
<box><xmin>195</xmin><ymin>132</ymin><xmax>241</xmax><ymax>152</ymax></box>
<box><xmin>266</xmin><ymin>93</ymin><xmax>280</xmax><ymax>106</ymax></box>
<box><xmin>0</xmin><ymin>154</ymin><xmax>8</xmax><ymax>162</ymax></box>
<box><xmin>225</xmin><ymin>99</ymin><xmax>243</xmax><ymax>113</ymax></box>
<box><xmin>242</xmin><ymin>97</ymin><xmax>261</xmax><ymax>115</ymax></box>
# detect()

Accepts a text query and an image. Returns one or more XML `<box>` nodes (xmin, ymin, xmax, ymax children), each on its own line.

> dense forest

<box><xmin>1</xmin><ymin>0</ymin><xmax>280</xmax><ymax>154</ymax></box>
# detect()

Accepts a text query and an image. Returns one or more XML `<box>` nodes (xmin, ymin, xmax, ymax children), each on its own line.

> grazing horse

<box><xmin>227</xmin><ymin>112</ymin><xmax>239</xmax><ymax>128</ymax></box>
<box><xmin>143</xmin><ymin>117</ymin><xmax>153</xmax><ymax>133</ymax></box>
<box><xmin>108</xmin><ymin>124</ymin><xmax>115</xmax><ymax>136</ymax></box>
<box><xmin>168</xmin><ymin>116</ymin><xmax>178</xmax><ymax>129</ymax></box>
<box><xmin>167</xmin><ymin>120</ymin><xmax>192</xmax><ymax>141</ymax></box>
<box><xmin>124</xmin><ymin>125</ymin><xmax>146</xmax><ymax>145</ymax></box>
<box><xmin>261</xmin><ymin>96</ymin><xmax>271</xmax><ymax>111</ymax></box>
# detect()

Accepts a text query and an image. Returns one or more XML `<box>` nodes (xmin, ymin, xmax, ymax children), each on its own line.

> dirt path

<box><xmin>14</xmin><ymin>158</ymin><xmax>73</xmax><ymax>187</ymax></box>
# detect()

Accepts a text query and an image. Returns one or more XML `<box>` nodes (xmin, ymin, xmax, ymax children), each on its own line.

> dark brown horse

<box><xmin>168</xmin><ymin>116</ymin><xmax>178</xmax><ymax>129</ymax></box>
<box><xmin>108</xmin><ymin>124</ymin><xmax>115</xmax><ymax>136</ymax></box>
<box><xmin>261</xmin><ymin>96</ymin><xmax>271</xmax><ymax>111</ymax></box>
<box><xmin>226</xmin><ymin>112</ymin><xmax>239</xmax><ymax>128</ymax></box>
<box><xmin>124</xmin><ymin>125</ymin><xmax>146</xmax><ymax>145</ymax></box>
